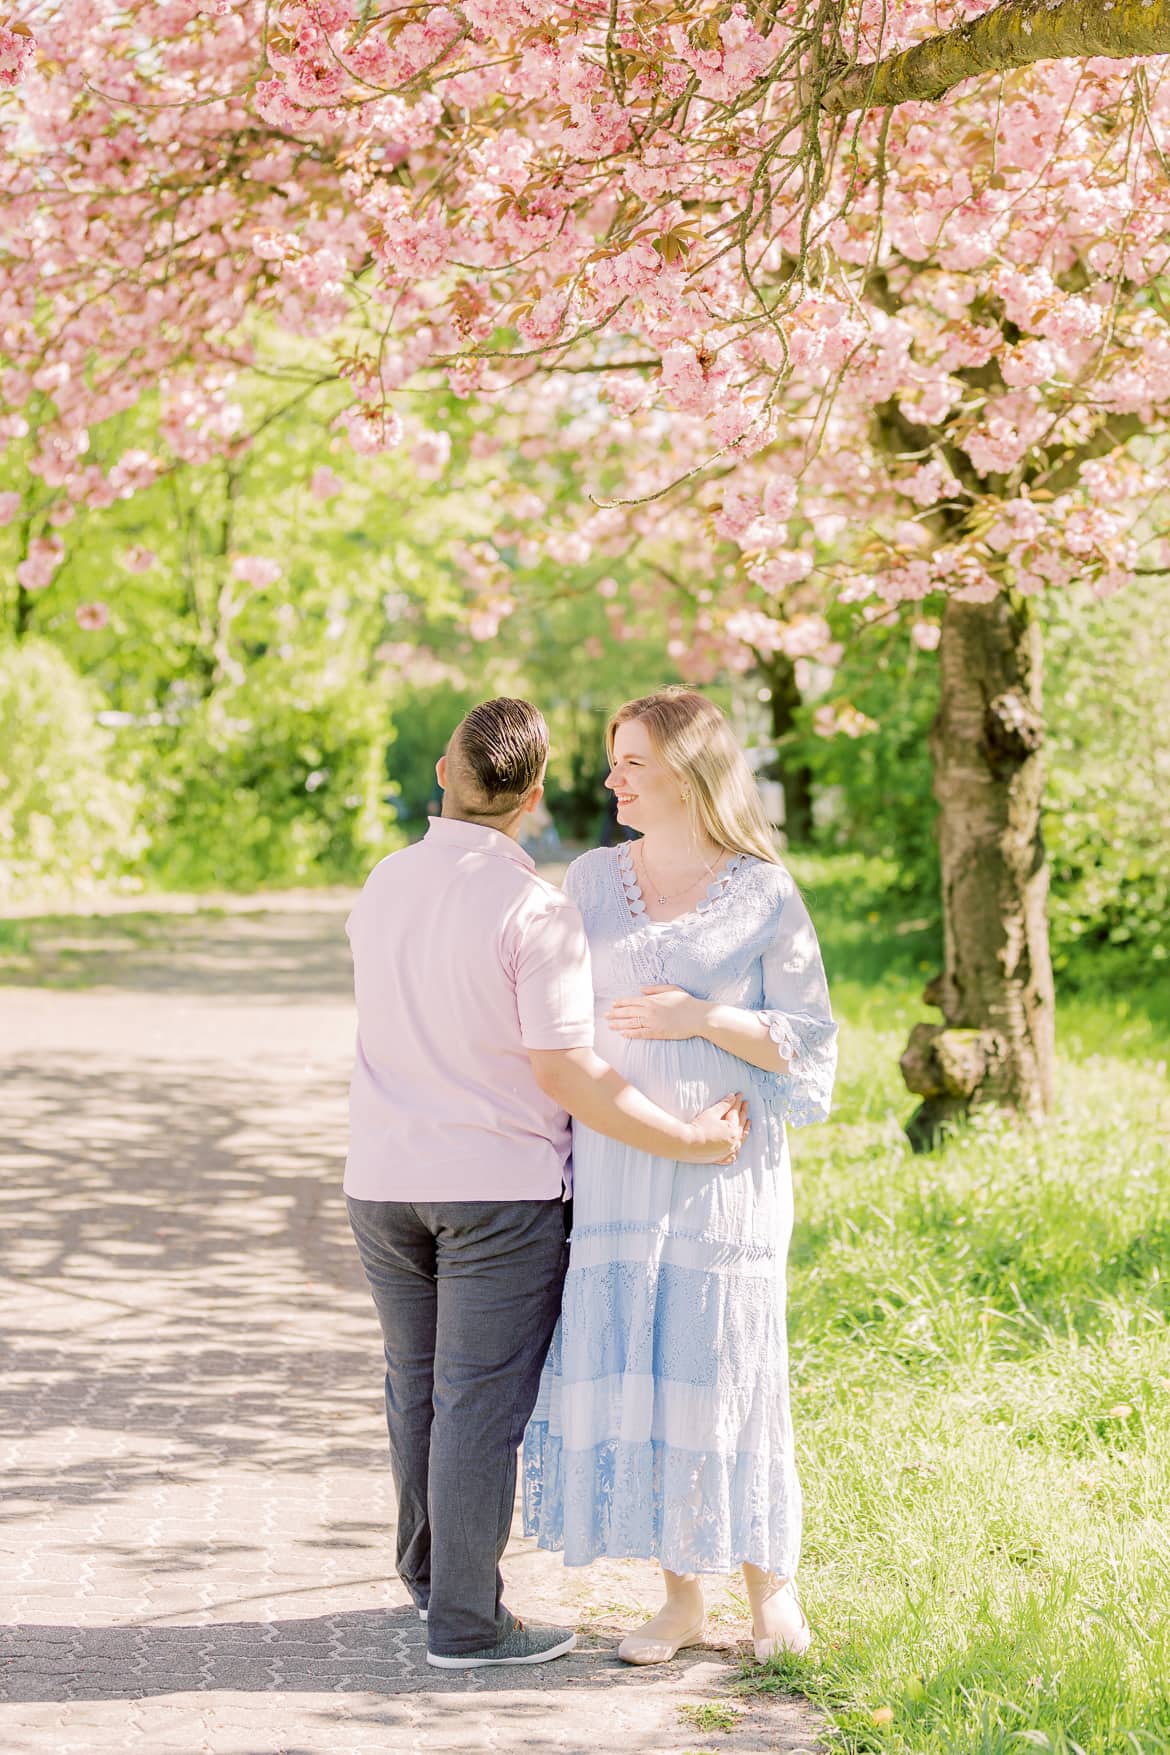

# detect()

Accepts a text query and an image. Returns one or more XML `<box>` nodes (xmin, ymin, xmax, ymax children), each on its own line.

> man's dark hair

<box><xmin>445</xmin><ymin>698</ymin><xmax>549</xmax><ymax>820</ymax></box>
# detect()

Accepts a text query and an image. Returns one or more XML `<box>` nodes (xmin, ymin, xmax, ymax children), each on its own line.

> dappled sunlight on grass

<box><xmin>774</xmin><ymin>855</ymin><xmax>1170</xmax><ymax>1753</ymax></box>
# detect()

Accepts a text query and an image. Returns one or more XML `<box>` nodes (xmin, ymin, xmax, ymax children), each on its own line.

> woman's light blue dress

<box><xmin>522</xmin><ymin>842</ymin><xmax>837</xmax><ymax>1578</ymax></box>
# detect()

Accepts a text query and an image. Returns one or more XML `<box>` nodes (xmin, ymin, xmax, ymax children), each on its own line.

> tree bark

<box><xmin>823</xmin><ymin>0</ymin><xmax>1170</xmax><ymax>114</ymax></box>
<box><xmin>210</xmin><ymin>458</ymin><xmax>244</xmax><ymax>689</ymax></box>
<box><xmin>12</xmin><ymin>517</ymin><xmax>34</xmax><ymax>640</ymax></box>
<box><xmin>761</xmin><ymin>651</ymin><xmax>815</xmax><ymax>844</ymax></box>
<box><xmin>902</xmin><ymin>593</ymin><xmax>1055</xmax><ymax>1149</ymax></box>
<box><xmin>14</xmin><ymin>580</ymin><xmax>31</xmax><ymax>639</ymax></box>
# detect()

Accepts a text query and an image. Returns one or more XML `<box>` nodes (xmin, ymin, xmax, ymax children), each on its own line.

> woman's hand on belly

<box><xmin>609</xmin><ymin>985</ymin><xmax>793</xmax><ymax>1079</ymax></box>
<box><xmin>606</xmin><ymin>984</ymin><xmax>710</xmax><ymax>1042</ymax></box>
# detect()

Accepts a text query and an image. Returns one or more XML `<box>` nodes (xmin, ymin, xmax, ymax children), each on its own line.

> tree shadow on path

<box><xmin>0</xmin><ymin>902</ymin><xmax>822</xmax><ymax>1754</ymax></box>
<box><xmin>0</xmin><ymin>1605</ymin><xmax>737</xmax><ymax>1701</ymax></box>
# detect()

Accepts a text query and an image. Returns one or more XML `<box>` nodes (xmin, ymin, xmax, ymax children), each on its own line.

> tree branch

<box><xmin>822</xmin><ymin>0</ymin><xmax>1170</xmax><ymax>114</ymax></box>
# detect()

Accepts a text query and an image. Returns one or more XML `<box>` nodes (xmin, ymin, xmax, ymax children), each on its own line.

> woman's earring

<box><xmin>681</xmin><ymin>791</ymin><xmax>690</xmax><ymax>802</ymax></box>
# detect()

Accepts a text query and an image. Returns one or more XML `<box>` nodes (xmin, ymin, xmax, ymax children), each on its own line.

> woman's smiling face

<box><xmin>606</xmin><ymin>717</ymin><xmax>686</xmax><ymax>834</ymax></box>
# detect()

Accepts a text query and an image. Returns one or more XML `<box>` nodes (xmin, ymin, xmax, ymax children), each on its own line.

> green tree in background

<box><xmin>3</xmin><ymin>372</ymin><xmax>1168</xmax><ymax>990</ymax></box>
<box><xmin>0</xmin><ymin>377</ymin><xmax>689</xmax><ymax>890</ymax></box>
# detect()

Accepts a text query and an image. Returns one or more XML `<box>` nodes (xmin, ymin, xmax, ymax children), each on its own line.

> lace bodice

<box><xmin>564</xmin><ymin>844</ymin><xmax>837</xmax><ymax>1127</ymax></box>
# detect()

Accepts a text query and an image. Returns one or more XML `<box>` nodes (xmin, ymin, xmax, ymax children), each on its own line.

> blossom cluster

<box><xmin>0</xmin><ymin>20</ymin><xmax>34</xmax><ymax>88</ymax></box>
<box><xmin>1</xmin><ymin>0</ymin><xmax>1168</xmax><ymax>669</ymax></box>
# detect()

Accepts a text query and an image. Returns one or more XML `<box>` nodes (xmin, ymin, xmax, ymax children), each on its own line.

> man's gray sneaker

<box><xmin>426</xmin><ymin>1619</ymin><xmax>577</xmax><ymax>1669</ymax></box>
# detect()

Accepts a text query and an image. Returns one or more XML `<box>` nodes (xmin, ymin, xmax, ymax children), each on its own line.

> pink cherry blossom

<box><xmin>310</xmin><ymin>465</ymin><xmax>344</xmax><ymax>500</ymax></box>
<box><xmin>0</xmin><ymin>23</ymin><xmax>35</xmax><ymax>89</ymax></box>
<box><xmin>411</xmin><ymin>430</ymin><xmax>452</xmax><ymax>479</ymax></box>
<box><xmin>902</xmin><ymin>461</ymin><xmax>961</xmax><ymax>507</ymax></box>
<box><xmin>773</xmin><ymin>615</ymin><xmax>832</xmax><ymax>659</ymax></box>
<box><xmin>16</xmin><ymin>535</ymin><xmax>64</xmax><ymax>591</ymax></box>
<box><xmin>714</xmin><ymin>490</ymin><xmax>761</xmax><ymax>544</ymax></box>
<box><xmin>342</xmin><ymin>406</ymin><xmax>404</xmax><ymax>457</ymax></box>
<box><xmin>467</xmin><ymin>607</ymin><xmax>503</xmax><ymax>642</ymax></box>
<box><xmin>814</xmin><ymin>702</ymin><xmax>878</xmax><ymax>739</ymax></box>
<box><xmin>231</xmin><ymin>554</ymin><xmax>282</xmax><ymax>587</ymax></box>
<box><xmin>748</xmin><ymin>552</ymin><xmax>815</xmax><ymax>595</ymax></box>
<box><xmin>75</xmin><ymin>600</ymin><xmax>110</xmax><ymax>630</ymax></box>
<box><xmin>762</xmin><ymin>475</ymin><xmax>797</xmax><ymax>521</ymax></box>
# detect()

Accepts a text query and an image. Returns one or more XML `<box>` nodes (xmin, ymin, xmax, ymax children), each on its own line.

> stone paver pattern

<box><xmin>0</xmin><ymin>896</ymin><xmax>822</xmax><ymax>1755</ymax></box>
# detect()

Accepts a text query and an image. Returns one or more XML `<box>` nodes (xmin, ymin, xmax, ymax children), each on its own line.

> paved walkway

<box><xmin>0</xmin><ymin>899</ymin><xmax>821</xmax><ymax>1755</ymax></box>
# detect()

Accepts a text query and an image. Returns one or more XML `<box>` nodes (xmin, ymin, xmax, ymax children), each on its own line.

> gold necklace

<box><xmin>637</xmin><ymin>840</ymin><xmax>722</xmax><ymax>906</ymax></box>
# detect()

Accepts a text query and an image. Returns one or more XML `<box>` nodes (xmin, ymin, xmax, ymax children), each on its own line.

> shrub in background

<box><xmin>133</xmin><ymin>659</ymin><xmax>399</xmax><ymax>890</ymax></box>
<box><xmin>1044</xmin><ymin>579</ymin><xmax>1170</xmax><ymax>981</ymax></box>
<box><xmin>794</xmin><ymin>623</ymin><xmax>940</xmax><ymax>904</ymax></box>
<box><xmin>0</xmin><ymin>639</ymin><xmax>143</xmax><ymax>899</ymax></box>
<box><xmin>382</xmin><ymin>680</ymin><xmax>478</xmax><ymax>826</ymax></box>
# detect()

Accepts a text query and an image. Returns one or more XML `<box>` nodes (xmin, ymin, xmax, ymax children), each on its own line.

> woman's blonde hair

<box><xmin>606</xmin><ymin>686</ymin><xmax>780</xmax><ymax>865</ymax></box>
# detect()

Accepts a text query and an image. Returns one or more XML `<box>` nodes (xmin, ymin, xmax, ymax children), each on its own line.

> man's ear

<box><xmin>524</xmin><ymin>782</ymin><xmax>545</xmax><ymax>815</ymax></box>
<box><xmin>436</xmin><ymin>755</ymin><xmax>447</xmax><ymax>790</ymax></box>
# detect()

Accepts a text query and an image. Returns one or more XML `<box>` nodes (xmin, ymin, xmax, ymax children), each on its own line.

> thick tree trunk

<box><xmin>761</xmin><ymin>652</ymin><xmax>815</xmax><ymax>844</ymax></box>
<box><xmin>823</xmin><ymin>0</ymin><xmax>1170</xmax><ymax>113</ymax></box>
<box><xmin>902</xmin><ymin>594</ymin><xmax>1055</xmax><ymax>1149</ymax></box>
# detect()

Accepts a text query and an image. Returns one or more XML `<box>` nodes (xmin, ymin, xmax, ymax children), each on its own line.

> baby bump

<box><xmin>592</xmin><ymin>1014</ymin><xmax>755</xmax><ymax>1119</ymax></box>
<box><xmin>593</xmin><ymin>1015</ymin><xmax>788</xmax><ymax>1157</ymax></box>
<box><xmin>570</xmin><ymin>1031</ymin><xmax>792</xmax><ymax>1250</ymax></box>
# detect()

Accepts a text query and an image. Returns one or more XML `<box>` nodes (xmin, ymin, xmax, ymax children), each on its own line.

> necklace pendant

<box><xmin>635</xmin><ymin>838</ymin><xmax>719</xmax><ymax>909</ymax></box>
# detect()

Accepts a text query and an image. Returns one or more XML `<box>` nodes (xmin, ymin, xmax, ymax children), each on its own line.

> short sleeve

<box><xmin>513</xmin><ymin>895</ymin><xmax>596</xmax><ymax>1050</ymax></box>
<box><xmin>757</xmin><ymin>876</ymin><xmax>838</xmax><ymax>1127</ymax></box>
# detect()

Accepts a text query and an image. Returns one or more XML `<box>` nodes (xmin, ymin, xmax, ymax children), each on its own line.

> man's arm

<box><xmin>529</xmin><ymin>1047</ymin><xmax>748</xmax><ymax>1164</ymax></box>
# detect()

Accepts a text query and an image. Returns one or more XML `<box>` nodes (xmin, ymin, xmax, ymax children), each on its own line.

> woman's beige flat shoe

<box><xmin>617</xmin><ymin>1621</ymin><xmax>705</xmax><ymax>1665</ymax></box>
<box><xmin>752</xmin><ymin>1580</ymin><xmax>812</xmax><ymax>1663</ymax></box>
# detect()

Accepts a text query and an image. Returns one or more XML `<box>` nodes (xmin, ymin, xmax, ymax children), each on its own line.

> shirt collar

<box><xmin>424</xmin><ymin>814</ymin><xmax>535</xmax><ymax>870</ymax></box>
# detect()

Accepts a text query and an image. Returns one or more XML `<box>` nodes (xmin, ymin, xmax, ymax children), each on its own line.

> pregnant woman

<box><xmin>524</xmin><ymin>687</ymin><xmax>837</xmax><ymax>1665</ymax></box>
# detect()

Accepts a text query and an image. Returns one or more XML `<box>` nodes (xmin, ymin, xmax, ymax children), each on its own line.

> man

<box><xmin>344</xmin><ymin>698</ymin><xmax>747</xmax><ymax>1671</ymax></box>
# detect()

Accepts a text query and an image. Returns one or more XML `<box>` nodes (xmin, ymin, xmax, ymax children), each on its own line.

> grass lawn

<box><xmin>760</xmin><ymin>855</ymin><xmax>1170</xmax><ymax>1755</ymax></box>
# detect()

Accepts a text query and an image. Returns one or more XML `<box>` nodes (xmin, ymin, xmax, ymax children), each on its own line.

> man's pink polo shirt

<box><xmin>344</xmin><ymin>816</ymin><xmax>595</xmax><ymax>1203</ymax></box>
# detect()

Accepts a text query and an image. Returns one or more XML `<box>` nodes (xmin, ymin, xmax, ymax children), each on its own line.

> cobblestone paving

<box><xmin>0</xmin><ymin>899</ymin><xmax>821</xmax><ymax>1755</ymax></box>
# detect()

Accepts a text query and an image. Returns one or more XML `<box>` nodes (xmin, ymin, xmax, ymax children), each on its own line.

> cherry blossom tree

<box><xmin>3</xmin><ymin>0</ymin><xmax>1170</xmax><ymax>1132</ymax></box>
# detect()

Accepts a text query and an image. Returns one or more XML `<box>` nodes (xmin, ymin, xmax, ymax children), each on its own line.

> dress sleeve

<box><xmin>757</xmin><ymin>875</ymin><xmax>838</xmax><ymax>1127</ymax></box>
